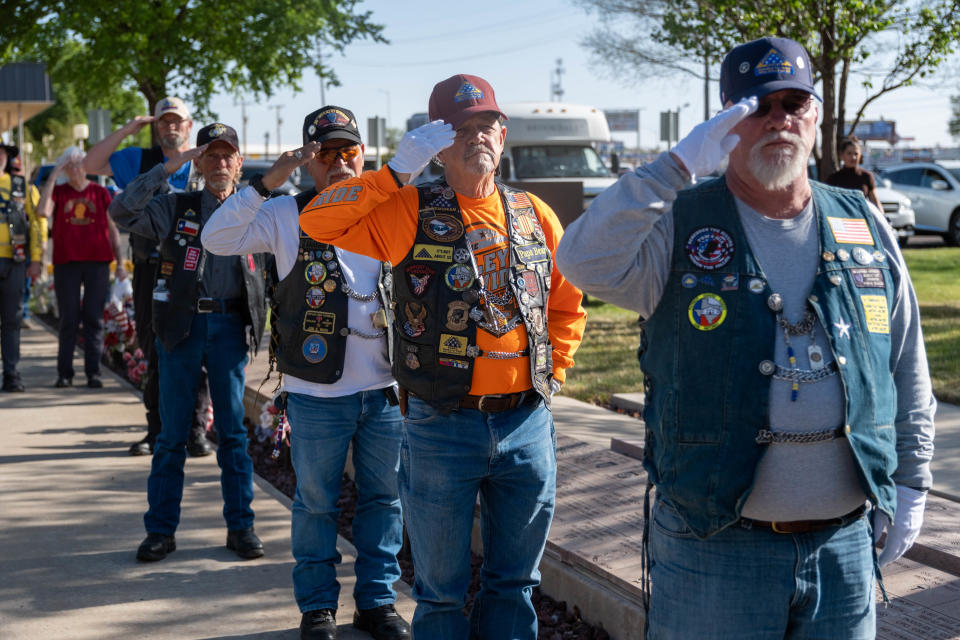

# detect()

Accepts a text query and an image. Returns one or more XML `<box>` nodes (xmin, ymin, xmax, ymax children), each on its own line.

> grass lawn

<box><xmin>562</xmin><ymin>247</ymin><xmax>960</xmax><ymax>406</ymax></box>
<box><xmin>902</xmin><ymin>246</ymin><xmax>960</xmax><ymax>404</ymax></box>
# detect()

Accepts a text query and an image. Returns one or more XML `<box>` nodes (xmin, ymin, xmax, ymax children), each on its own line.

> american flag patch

<box><xmin>827</xmin><ymin>217</ymin><xmax>874</xmax><ymax>245</ymax></box>
<box><xmin>505</xmin><ymin>191</ymin><xmax>532</xmax><ymax>209</ymax></box>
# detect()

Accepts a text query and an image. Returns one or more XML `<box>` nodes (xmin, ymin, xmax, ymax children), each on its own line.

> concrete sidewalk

<box><xmin>0</xmin><ymin>326</ymin><xmax>414</xmax><ymax>639</ymax></box>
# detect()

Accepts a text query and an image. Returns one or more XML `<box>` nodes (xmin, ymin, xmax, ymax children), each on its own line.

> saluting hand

<box><xmin>388</xmin><ymin>120</ymin><xmax>455</xmax><ymax>183</ymax></box>
<box><xmin>163</xmin><ymin>144</ymin><xmax>207</xmax><ymax>176</ymax></box>
<box><xmin>670</xmin><ymin>97</ymin><xmax>757</xmax><ymax>183</ymax></box>
<box><xmin>124</xmin><ymin>115</ymin><xmax>156</xmax><ymax>135</ymax></box>
<box><xmin>262</xmin><ymin>141</ymin><xmax>323</xmax><ymax>191</ymax></box>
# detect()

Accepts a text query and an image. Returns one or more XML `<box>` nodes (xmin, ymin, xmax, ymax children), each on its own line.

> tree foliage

<box><xmin>0</xmin><ymin>0</ymin><xmax>385</xmax><ymax>124</ymax></box>
<box><xmin>578</xmin><ymin>0</ymin><xmax>960</xmax><ymax>176</ymax></box>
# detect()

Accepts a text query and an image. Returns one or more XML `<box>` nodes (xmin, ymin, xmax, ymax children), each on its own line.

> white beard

<box><xmin>748</xmin><ymin>132</ymin><xmax>808</xmax><ymax>190</ymax></box>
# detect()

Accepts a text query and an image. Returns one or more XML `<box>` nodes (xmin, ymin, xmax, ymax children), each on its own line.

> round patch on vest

<box><xmin>681</xmin><ymin>273</ymin><xmax>698</xmax><ymax>288</ymax></box>
<box><xmin>511</xmin><ymin>213</ymin><xmax>539</xmax><ymax>240</ymax></box>
<box><xmin>685</xmin><ymin>227</ymin><xmax>735</xmax><ymax>271</ymax></box>
<box><xmin>688</xmin><ymin>293</ymin><xmax>727</xmax><ymax>331</ymax></box>
<box><xmin>444</xmin><ymin>263</ymin><xmax>475</xmax><ymax>291</ymax></box>
<box><xmin>323</xmin><ymin>279</ymin><xmax>337</xmax><ymax>292</ymax></box>
<box><xmin>454</xmin><ymin>248</ymin><xmax>471</xmax><ymax>264</ymax></box>
<box><xmin>304</xmin><ymin>261</ymin><xmax>326</xmax><ymax>284</ymax></box>
<box><xmin>405</xmin><ymin>351</ymin><xmax>421</xmax><ymax>370</ymax></box>
<box><xmin>322</xmin><ymin>250</ymin><xmax>335</xmax><ymax>261</ymax></box>
<box><xmin>422</xmin><ymin>214</ymin><xmax>464</xmax><ymax>243</ymax></box>
<box><xmin>748</xmin><ymin>278</ymin><xmax>765</xmax><ymax>294</ymax></box>
<box><xmin>305</xmin><ymin>287</ymin><xmax>326</xmax><ymax>308</ymax></box>
<box><xmin>302</xmin><ymin>335</ymin><xmax>328</xmax><ymax>363</ymax></box>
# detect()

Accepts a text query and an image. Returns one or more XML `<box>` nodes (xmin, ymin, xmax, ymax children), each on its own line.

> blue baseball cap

<box><xmin>720</xmin><ymin>37</ymin><xmax>820</xmax><ymax>105</ymax></box>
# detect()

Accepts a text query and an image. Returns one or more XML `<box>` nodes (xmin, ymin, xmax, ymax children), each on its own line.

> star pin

<box><xmin>834</xmin><ymin>318</ymin><xmax>851</xmax><ymax>339</ymax></box>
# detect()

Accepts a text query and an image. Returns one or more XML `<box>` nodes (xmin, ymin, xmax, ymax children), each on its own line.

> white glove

<box><xmin>388</xmin><ymin>120</ymin><xmax>455</xmax><ymax>182</ymax></box>
<box><xmin>670</xmin><ymin>97</ymin><xmax>757</xmax><ymax>183</ymax></box>
<box><xmin>874</xmin><ymin>485</ymin><xmax>927</xmax><ymax>566</ymax></box>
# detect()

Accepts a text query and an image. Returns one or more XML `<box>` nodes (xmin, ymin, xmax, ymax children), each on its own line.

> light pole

<box><xmin>378</xmin><ymin>89</ymin><xmax>391</xmax><ymax>130</ymax></box>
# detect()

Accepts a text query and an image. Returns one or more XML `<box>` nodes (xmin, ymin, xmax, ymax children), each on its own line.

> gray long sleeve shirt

<box><xmin>556</xmin><ymin>153</ymin><xmax>935</xmax><ymax>519</ymax></box>
<box><xmin>108</xmin><ymin>164</ymin><xmax>242</xmax><ymax>300</ymax></box>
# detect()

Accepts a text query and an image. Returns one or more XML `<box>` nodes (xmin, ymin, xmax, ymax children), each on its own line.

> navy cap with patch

<box><xmin>720</xmin><ymin>37</ymin><xmax>820</xmax><ymax>105</ymax></box>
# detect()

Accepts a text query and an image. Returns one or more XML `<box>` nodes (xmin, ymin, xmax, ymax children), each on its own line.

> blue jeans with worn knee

<box><xmin>648</xmin><ymin>496</ymin><xmax>876</xmax><ymax>640</ymax></box>
<box><xmin>287</xmin><ymin>389</ymin><xmax>404</xmax><ymax>613</ymax></box>
<box><xmin>144</xmin><ymin>313</ymin><xmax>254</xmax><ymax>535</ymax></box>
<box><xmin>399</xmin><ymin>396</ymin><xmax>556</xmax><ymax>640</ymax></box>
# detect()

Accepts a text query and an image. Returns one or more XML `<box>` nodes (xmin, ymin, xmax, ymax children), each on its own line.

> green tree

<box><xmin>578</xmin><ymin>0</ymin><xmax>960</xmax><ymax>177</ymax></box>
<box><xmin>0</xmin><ymin>0</ymin><xmax>385</xmax><ymax>124</ymax></box>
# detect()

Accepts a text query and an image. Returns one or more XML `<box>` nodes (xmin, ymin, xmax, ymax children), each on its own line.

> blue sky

<box><xmin>207</xmin><ymin>0</ymin><xmax>958</xmax><ymax>154</ymax></box>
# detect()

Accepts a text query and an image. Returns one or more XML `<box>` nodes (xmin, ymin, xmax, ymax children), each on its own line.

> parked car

<box><xmin>239</xmin><ymin>160</ymin><xmax>299</xmax><ymax>196</ymax></box>
<box><xmin>878</xmin><ymin>162</ymin><xmax>960</xmax><ymax>245</ymax></box>
<box><xmin>32</xmin><ymin>164</ymin><xmax>119</xmax><ymax>196</ymax></box>
<box><xmin>874</xmin><ymin>182</ymin><xmax>916</xmax><ymax>247</ymax></box>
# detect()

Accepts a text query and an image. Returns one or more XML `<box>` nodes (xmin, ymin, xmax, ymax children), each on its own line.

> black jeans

<box><xmin>54</xmin><ymin>261</ymin><xmax>110</xmax><ymax>379</ymax></box>
<box><xmin>0</xmin><ymin>258</ymin><xmax>26</xmax><ymax>378</ymax></box>
<box><xmin>133</xmin><ymin>258</ymin><xmax>210</xmax><ymax>441</ymax></box>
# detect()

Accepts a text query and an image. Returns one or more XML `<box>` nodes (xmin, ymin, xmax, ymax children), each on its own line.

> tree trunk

<box><xmin>138</xmin><ymin>80</ymin><xmax>166</xmax><ymax>148</ymax></box>
<box><xmin>817</xmin><ymin>37</ymin><xmax>838</xmax><ymax>181</ymax></box>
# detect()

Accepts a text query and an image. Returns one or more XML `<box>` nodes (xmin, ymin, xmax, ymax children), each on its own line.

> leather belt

<box><xmin>739</xmin><ymin>504</ymin><xmax>866</xmax><ymax>534</ymax></box>
<box><xmin>458</xmin><ymin>391</ymin><xmax>539</xmax><ymax>413</ymax></box>
<box><xmin>196</xmin><ymin>297</ymin><xmax>245</xmax><ymax>314</ymax></box>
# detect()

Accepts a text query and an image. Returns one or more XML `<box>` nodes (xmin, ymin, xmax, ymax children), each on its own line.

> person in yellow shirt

<box><xmin>299</xmin><ymin>74</ymin><xmax>586</xmax><ymax>640</ymax></box>
<box><xmin>0</xmin><ymin>143</ymin><xmax>45</xmax><ymax>391</ymax></box>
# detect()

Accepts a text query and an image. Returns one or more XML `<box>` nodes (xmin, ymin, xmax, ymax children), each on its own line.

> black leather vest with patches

<box><xmin>269</xmin><ymin>189</ymin><xmax>394</xmax><ymax>383</ymax></box>
<box><xmin>2</xmin><ymin>175</ymin><xmax>30</xmax><ymax>262</ymax></box>
<box><xmin>392</xmin><ymin>179</ymin><xmax>553</xmax><ymax>411</ymax></box>
<box><xmin>152</xmin><ymin>191</ymin><xmax>267</xmax><ymax>351</ymax></box>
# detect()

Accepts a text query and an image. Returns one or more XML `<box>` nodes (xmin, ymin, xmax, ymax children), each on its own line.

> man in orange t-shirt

<box><xmin>299</xmin><ymin>74</ymin><xmax>586</xmax><ymax>640</ymax></box>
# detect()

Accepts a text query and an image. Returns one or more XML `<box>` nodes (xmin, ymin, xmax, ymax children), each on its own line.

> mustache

<box><xmin>465</xmin><ymin>146</ymin><xmax>495</xmax><ymax>159</ymax></box>
<box><xmin>756</xmin><ymin>131</ymin><xmax>803</xmax><ymax>148</ymax></box>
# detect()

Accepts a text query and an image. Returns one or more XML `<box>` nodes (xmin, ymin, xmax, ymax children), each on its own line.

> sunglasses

<box><xmin>316</xmin><ymin>145</ymin><xmax>361</xmax><ymax>164</ymax></box>
<box><xmin>751</xmin><ymin>93</ymin><xmax>814</xmax><ymax>119</ymax></box>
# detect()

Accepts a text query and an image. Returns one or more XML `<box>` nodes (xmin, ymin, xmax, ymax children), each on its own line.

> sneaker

<box><xmin>87</xmin><ymin>376</ymin><xmax>103</xmax><ymax>389</ymax></box>
<box><xmin>55</xmin><ymin>376</ymin><xmax>73</xmax><ymax>388</ymax></box>
<box><xmin>128</xmin><ymin>437</ymin><xmax>155</xmax><ymax>456</ymax></box>
<box><xmin>2</xmin><ymin>375</ymin><xmax>25</xmax><ymax>392</ymax></box>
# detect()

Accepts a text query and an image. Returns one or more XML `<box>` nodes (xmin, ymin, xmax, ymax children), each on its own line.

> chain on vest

<box><xmin>392</xmin><ymin>180</ymin><xmax>553</xmax><ymax>411</ymax></box>
<box><xmin>268</xmin><ymin>189</ymin><xmax>394</xmax><ymax>383</ymax></box>
<box><xmin>2</xmin><ymin>175</ymin><xmax>30</xmax><ymax>262</ymax></box>
<box><xmin>152</xmin><ymin>191</ymin><xmax>267</xmax><ymax>351</ymax></box>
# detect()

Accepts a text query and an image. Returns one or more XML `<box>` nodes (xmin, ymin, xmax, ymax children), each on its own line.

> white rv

<box><xmin>410</xmin><ymin>102</ymin><xmax>619</xmax><ymax>213</ymax></box>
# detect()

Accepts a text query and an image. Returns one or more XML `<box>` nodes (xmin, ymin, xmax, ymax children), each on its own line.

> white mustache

<box><xmin>757</xmin><ymin>132</ymin><xmax>803</xmax><ymax>148</ymax></box>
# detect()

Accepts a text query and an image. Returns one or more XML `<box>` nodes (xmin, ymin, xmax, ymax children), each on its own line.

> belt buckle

<box><xmin>476</xmin><ymin>394</ymin><xmax>502</xmax><ymax>412</ymax></box>
<box><xmin>197</xmin><ymin>297</ymin><xmax>214</xmax><ymax>313</ymax></box>
<box><xmin>770</xmin><ymin>521</ymin><xmax>791</xmax><ymax>534</ymax></box>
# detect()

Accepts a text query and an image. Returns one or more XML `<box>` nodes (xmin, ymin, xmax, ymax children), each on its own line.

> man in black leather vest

<box><xmin>84</xmin><ymin>96</ymin><xmax>213</xmax><ymax>457</ymax></box>
<box><xmin>203</xmin><ymin>106</ymin><xmax>410</xmax><ymax>640</ymax></box>
<box><xmin>109</xmin><ymin>123</ymin><xmax>269</xmax><ymax>563</ymax></box>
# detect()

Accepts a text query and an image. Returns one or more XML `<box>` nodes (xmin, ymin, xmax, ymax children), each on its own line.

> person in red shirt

<box><xmin>38</xmin><ymin>147</ymin><xmax>125</xmax><ymax>388</ymax></box>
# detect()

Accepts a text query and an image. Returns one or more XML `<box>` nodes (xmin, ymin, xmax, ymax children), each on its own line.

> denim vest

<box><xmin>641</xmin><ymin>177</ymin><xmax>898</xmax><ymax>538</ymax></box>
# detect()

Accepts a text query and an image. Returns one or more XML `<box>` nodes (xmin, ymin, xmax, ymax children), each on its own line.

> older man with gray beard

<box><xmin>556</xmin><ymin>36</ymin><xmax>935</xmax><ymax>639</ymax></box>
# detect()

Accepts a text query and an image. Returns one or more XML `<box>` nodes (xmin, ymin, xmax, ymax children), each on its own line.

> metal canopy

<box><xmin>0</xmin><ymin>62</ymin><xmax>55</xmax><ymax>135</ymax></box>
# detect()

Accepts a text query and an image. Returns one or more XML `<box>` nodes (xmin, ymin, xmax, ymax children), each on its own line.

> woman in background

<box><xmin>38</xmin><ymin>147</ymin><xmax>125</xmax><ymax>388</ymax></box>
<box><xmin>825</xmin><ymin>136</ymin><xmax>884</xmax><ymax>210</ymax></box>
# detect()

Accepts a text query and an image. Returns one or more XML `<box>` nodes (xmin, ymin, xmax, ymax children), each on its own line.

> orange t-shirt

<box><xmin>299</xmin><ymin>166</ymin><xmax>586</xmax><ymax>395</ymax></box>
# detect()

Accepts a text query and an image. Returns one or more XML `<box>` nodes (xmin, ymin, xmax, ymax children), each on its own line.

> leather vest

<box><xmin>269</xmin><ymin>189</ymin><xmax>394</xmax><ymax>382</ymax></box>
<box><xmin>392</xmin><ymin>179</ymin><xmax>553</xmax><ymax>411</ymax></box>
<box><xmin>2</xmin><ymin>175</ymin><xmax>30</xmax><ymax>262</ymax></box>
<box><xmin>152</xmin><ymin>191</ymin><xmax>267</xmax><ymax>351</ymax></box>
<box><xmin>640</xmin><ymin>177</ymin><xmax>898</xmax><ymax>538</ymax></box>
<box><xmin>130</xmin><ymin>146</ymin><xmax>166</xmax><ymax>263</ymax></box>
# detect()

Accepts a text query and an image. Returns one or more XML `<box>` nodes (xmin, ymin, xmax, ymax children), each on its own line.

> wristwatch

<box><xmin>249</xmin><ymin>173</ymin><xmax>272</xmax><ymax>199</ymax></box>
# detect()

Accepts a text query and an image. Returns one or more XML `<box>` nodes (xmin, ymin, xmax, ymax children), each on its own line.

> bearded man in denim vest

<box><xmin>556</xmin><ymin>36</ymin><xmax>935</xmax><ymax>639</ymax></box>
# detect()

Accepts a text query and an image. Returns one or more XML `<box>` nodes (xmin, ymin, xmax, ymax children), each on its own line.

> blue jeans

<box><xmin>144</xmin><ymin>312</ymin><xmax>254</xmax><ymax>534</ymax></box>
<box><xmin>287</xmin><ymin>389</ymin><xmax>404</xmax><ymax>613</ymax></box>
<box><xmin>399</xmin><ymin>396</ymin><xmax>557</xmax><ymax>640</ymax></box>
<box><xmin>648</xmin><ymin>497</ymin><xmax>875</xmax><ymax>639</ymax></box>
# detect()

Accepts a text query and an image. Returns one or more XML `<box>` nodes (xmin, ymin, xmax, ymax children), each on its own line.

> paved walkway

<box><xmin>4</xmin><ymin>321</ymin><xmax>958</xmax><ymax>639</ymax></box>
<box><xmin>0</xmin><ymin>325</ymin><xmax>414</xmax><ymax>639</ymax></box>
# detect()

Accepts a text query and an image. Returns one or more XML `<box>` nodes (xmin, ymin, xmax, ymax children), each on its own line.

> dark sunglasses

<box><xmin>316</xmin><ymin>145</ymin><xmax>361</xmax><ymax>164</ymax></box>
<box><xmin>751</xmin><ymin>93</ymin><xmax>814</xmax><ymax>119</ymax></box>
